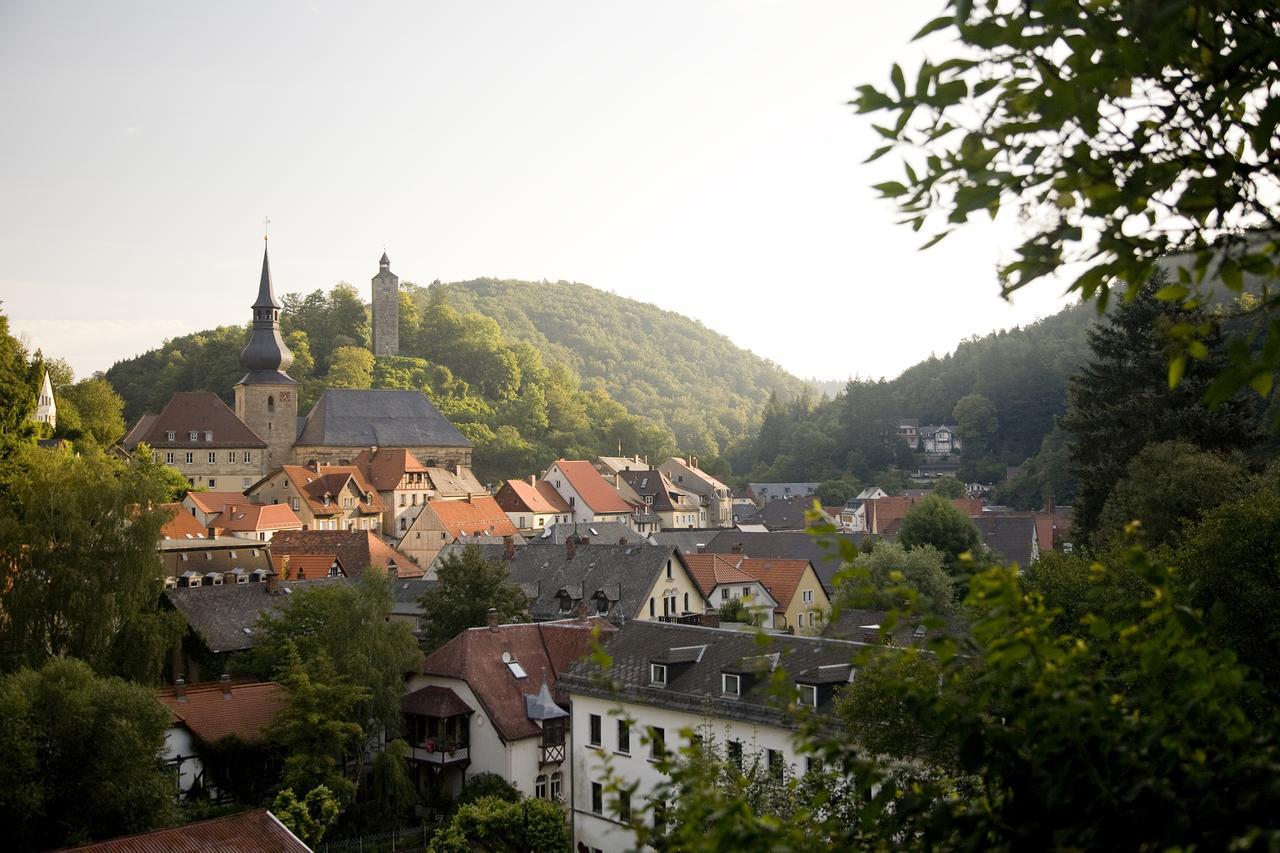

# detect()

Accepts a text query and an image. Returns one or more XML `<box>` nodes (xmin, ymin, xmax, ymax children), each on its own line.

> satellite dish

<box><xmin>501</xmin><ymin>651</ymin><xmax>513</xmax><ymax>663</ymax></box>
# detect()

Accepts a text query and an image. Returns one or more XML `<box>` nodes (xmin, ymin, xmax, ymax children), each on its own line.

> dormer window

<box><xmin>165</xmin><ymin>431</ymin><xmax>175</xmax><ymax>442</ymax></box>
<box><xmin>188</xmin><ymin>431</ymin><xmax>198</xmax><ymax>441</ymax></box>
<box><xmin>650</xmin><ymin>663</ymin><xmax>667</xmax><ymax>687</ymax></box>
<box><xmin>203</xmin><ymin>431</ymin><xmax>213</xmax><ymax>442</ymax></box>
<box><xmin>559</xmin><ymin>592</ymin><xmax>574</xmax><ymax>613</ymax></box>
<box><xmin>797</xmin><ymin>683</ymin><xmax>817</xmax><ymax>708</ymax></box>
<box><xmin>722</xmin><ymin>673</ymin><xmax>740</xmax><ymax>697</ymax></box>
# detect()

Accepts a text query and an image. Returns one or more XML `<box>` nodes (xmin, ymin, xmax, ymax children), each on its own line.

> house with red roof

<box><xmin>155</xmin><ymin>677</ymin><xmax>287</xmax><ymax>800</ymax></box>
<box><xmin>244</xmin><ymin>463</ymin><xmax>384</xmax><ymax>533</ymax></box>
<box><xmin>160</xmin><ymin>503</ymin><xmax>209</xmax><ymax>541</ymax></box>
<box><xmin>269</xmin><ymin>529</ymin><xmax>421</xmax><ymax>578</ymax></box>
<box><xmin>682</xmin><ymin>553</ymin><xmax>779</xmax><ymax>626</ymax></box>
<box><xmin>494</xmin><ymin>477</ymin><xmax>574</xmax><ymax>533</ymax></box>
<box><xmin>683</xmin><ymin>553</ymin><xmax>829</xmax><ymax>634</ymax></box>
<box><xmin>401</xmin><ymin>615</ymin><xmax>616</xmax><ymax>801</ymax></box>
<box><xmin>399</xmin><ymin>494</ymin><xmax>521</xmax><ymax>573</ymax></box>
<box><xmin>208</xmin><ymin>503</ymin><xmax>304</xmax><ymax>542</ymax></box>
<box><xmin>56</xmin><ymin>808</ymin><xmax>310</xmax><ymax>852</ymax></box>
<box><xmin>543</xmin><ymin>459</ymin><xmax>639</xmax><ymax>529</ymax></box>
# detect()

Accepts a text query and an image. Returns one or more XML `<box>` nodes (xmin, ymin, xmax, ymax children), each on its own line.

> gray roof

<box><xmin>391</xmin><ymin>578</ymin><xmax>439</xmax><ymax>617</ymax></box>
<box><xmin>971</xmin><ymin>513</ymin><xmax>1037</xmax><ymax>567</ymax></box>
<box><xmin>533</xmin><ymin>522</ymin><xmax>655</xmax><ymax>546</ymax></box>
<box><xmin>702</xmin><ymin>530</ymin><xmax>866</xmax><ymax>590</ymax></box>
<box><xmin>524</xmin><ymin>682</ymin><xmax>569</xmax><ymax>721</ymax></box>
<box><xmin>466</xmin><ymin>542</ymin><xmax>688</xmax><ymax>623</ymax></box>
<box><xmin>735</xmin><ymin>496</ymin><xmax>814</xmax><ymax>532</ymax></box>
<box><xmin>296</xmin><ymin>389</ymin><xmax>471</xmax><ymax>449</ymax></box>
<box><xmin>821</xmin><ymin>607</ymin><xmax>966</xmax><ymax>646</ymax></box>
<box><xmin>560</xmin><ymin>620</ymin><xmax>875</xmax><ymax>728</ymax></box>
<box><xmin>165</xmin><ymin>577</ymin><xmax>349</xmax><ymax>654</ymax></box>
<box><xmin>649</xmin><ymin>529</ymin><xmax>723</xmax><ymax>553</ymax></box>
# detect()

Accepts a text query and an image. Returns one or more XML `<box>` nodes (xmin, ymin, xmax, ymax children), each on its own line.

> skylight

<box><xmin>589</xmin><ymin>527</ymin><xmax>599</xmax><ymax>535</ymax></box>
<box><xmin>507</xmin><ymin>660</ymin><xmax>527</xmax><ymax>678</ymax></box>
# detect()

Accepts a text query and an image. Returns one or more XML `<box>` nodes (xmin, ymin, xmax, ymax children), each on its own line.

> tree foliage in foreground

<box><xmin>0</xmin><ymin>658</ymin><xmax>175</xmax><ymax>849</ymax></box>
<box><xmin>895</xmin><ymin>493</ymin><xmax>982</xmax><ymax>574</ymax></box>
<box><xmin>856</xmin><ymin>0</ymin><xmax>1280</xmax><ymax>399</ymax></box>
<box><xmin>419</xmin><ymin>546</ymin><xmax>529</xmax><ymax>653</ymax></box>
<box><xmin>426</xmin><ymin>794</ymin><xmax>569</xmax><ymax>853</ymax></box>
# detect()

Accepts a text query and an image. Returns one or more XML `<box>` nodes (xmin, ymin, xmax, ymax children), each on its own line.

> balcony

<box><xmin>540</xmin><ymin>743</ymin><xmax>566</xmax><ymax>764</ymax></box>
<box><xmin>658</xmin><ymin>613</ymin><xmax>714</xmax><ymax>626</ymax></box>
<box><xmin>409</xmin><ymin>744</ymin><xmax>470</xmax><ymax>766</ymax></box>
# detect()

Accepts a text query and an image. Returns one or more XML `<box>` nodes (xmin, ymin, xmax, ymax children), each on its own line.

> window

<box><xmin>806</xmin><ymin>756</ymin><xmax>824</xmax><ymax>775</ymax></box>
<box><xmin>569</xmin><ymin>496</ymin><xmax>575</xmax><ymax>507</ymax></box>
<box><xmin>208</xmin><ymin>452</ymin><xmax>217</xmax><ymax>464</ymax></box>
<box><xmin>267</xmin><ymin>396</ymin><xmax>275</xmax><ymax>413</ymax></box>
<box><xmin>188</xmin><ymin>431</ymin><xmax>198</xmax><ymax>441</ymax></box>
<box><xmin>666</xmin><ymin>559</ymin><xmax>673</xmax><ymax>579</ymax></box>
<box><xmin>721</xmin><ymin>588</ymin><xmax>729</xmax><ymax>601</ymax></box>
<box><xmin>165</xmin><ymin>431</ymin><xmax>175</xmax><ymax>442</ymax></box>
<box><xmin>618</xmin><ymin>789</ymin><xmax>631</xmax><ymax>822</ymax></box>
<box><xmin>617</xmin><ymin>719</ymin><xmax>630</xmax><ymax>754</ymax></box>
<box><xmin>722</xmin><ymin>673</ymin><xmax>740</xmax><ymax>696</ymax></box>
<box><xmin>589</xmin><ymin>714</ymin><xmax>602</xmax><ymax>747</ymax></box>
<box><xmin>650</xmin><ymin>663</ymin><xmax>666</xmax><ymax>687</ymax></box>
<box><xmin>400</xmin><ymin>494</ymin><xmax>406</xmax><ymax>507</ymax></box>
<box><xmin>207</xmin><ymin>479</ymin><xmax>216</xmax><ymax>488</ymax></box>
<box><xmin>649</xmin><ymin>726</ymin><xmax>665</xmax><ymax>760</ymax></box>
<box><xmin>797</xmin><ymin>614</ymin><xmax>804</xmax><ymax>628</ymax></box>
<box><xmin>727</xmin><ymin>739</ymin><xmax>743</xmax><ymax>769</ymax></box>
<box><xmin>165</xmin><ymin>452</ymin><xmax>175</xmax><ymax>464</ymax></box>
<box><xmin>550</xmin><ymin>770</ymin><xmax>562</xmax><ymax>801</ymax></box>
<box><xmin>184</xmin><ymin>452</ymin><xmax>194</xmax><ymax>464</ymax></box>
<box><xmin>203</xmin><ymin>431</ymin><xmax>213</xmax><ymax>442</ymax></box>
<box><xmin>798</xmin><ymin>684</ymin><xmax>817</xmax><ymax>708</ymax></box>
<box><xmin>768</xmin><ymin>749</ymin><xmax>784</xmax><ymax>780</ymax></box>
<box><xmin>535</xmin><ymin>774</ymin><xmax>547</xmax><ymax>799</ymax></box>
<box><xmin>741</xmin><ymin>586</ymin><xmax>750</xmax><ymax>597</ymax></box>
<box><xmin>653</xmin><ymin>800</ymin><xmax>667</xmax><ymax>832</ymax></box>
<box><xmin>649</xmin><ymin>598</ymin><xmax>655</xmax><ymax>618</ymax></box>
<box><xmin>290</xmin><ymin>497</ymin><xmax>300</xmax><ymax>511</ymax></box>
<box><xmin>400</xmin><ymin>518</ymin><xmax>407</xmax><ymax>531</ymax></box>
<box><xmin>243</xmin><ymin>478</ymin><xmax>251</xmax><ymax>488</ymax></box>
<box><xmin>243</xmin><ymin>451</ymin><xmax>251</xmax><ymax>463</ymax></box>
<box><xmin>803</xmin><ymin>589</ymin><xmax>814</xmax><ymax>603</ymax></box>
<box><xmin>591</xmin><ymin>782</ymin><xmax>603</xmax><ymax>815</ymax></box>
<box><xmin>683</xmin><ymin>592</ymin><xmax>689</xmax><ymax>612</ymax></box>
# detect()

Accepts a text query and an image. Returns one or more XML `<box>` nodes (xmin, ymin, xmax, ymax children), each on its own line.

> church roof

<box><xmin>295</xmin><ymin>389</ymin><xmax>471</xmax><ymax>449</ymax></box>
<box><xmin>125</xmin><ymin>392</ymin><xmax>267</xmax><ymax>450</ymax></box>
<box><xmin>238</xmin><ymin>244</ymin><xmax>295</xmax><ymax>385</ymax></box>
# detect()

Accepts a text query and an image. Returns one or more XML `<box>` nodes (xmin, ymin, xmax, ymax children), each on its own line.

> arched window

<box><xmin>534</xmin><ymin>774</ymin><xmax>547</xmax><ymax>800</ymax></box>
<box><xmin>550</xmin><ymin>771</ymin><xmax>562</xmax><ymax>801</ymax></box>
<box><xmin>267</xmin><ymin>396</ymin><xmax>275</xmax><ymax>413</ymax></box>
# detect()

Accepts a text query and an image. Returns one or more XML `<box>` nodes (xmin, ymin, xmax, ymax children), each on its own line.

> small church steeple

<box><xmin>235</xmin><ymin>235</ymin><xmax>299</xmax><ymax>470</ymax></box>
<box><xmin>238</xmin><ymin>240</ymin><xmax>295</xmax><ymax>383</ymax></box>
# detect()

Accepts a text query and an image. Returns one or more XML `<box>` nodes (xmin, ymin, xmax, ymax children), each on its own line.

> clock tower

<box><xmin>371</xmin><ymin>251</ymin><xmax>400</xmax><ymax>357</ymax></box>
<box><xmin>234</xmin><ymin>239</ymin><xmax>298</xmax><ymax>469</ymax></box>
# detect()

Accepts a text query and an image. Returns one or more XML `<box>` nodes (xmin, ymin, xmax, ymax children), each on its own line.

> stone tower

<box><xmin>371</xmin><ymin>251</ymin><xmax>400</xmax><ymax>356</ymax></box>
<box><xmin>234</xmin><ymin>241</ymin><xmax>298</xmax><ymax>469</ymax></box>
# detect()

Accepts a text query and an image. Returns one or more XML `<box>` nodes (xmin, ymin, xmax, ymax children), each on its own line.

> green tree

<box><xmin>367</xmin><ymin>739</ymin><xmax>418</xmax><ymax>827</ymax></box>
<box><xmin>427</xmin><ymin>795</ymin><xmax>570</xmax><ymax>853</ymax></box>
<box><xmin>325</xmin><ymin>346</ymin><xmax>375</xmax><ymax>389</ymax></box>
<box><xmin>271</xmin><ymin>785</ymin><xmax>341</xmax><ymax>848</ymax></box>
<box><xmin>419</xmin><ymin>546</ymin><xmax>530</xmax><ymax>652</ymax></box>
<box><xmin>249</xmin><ymin>571</ymin><xmax>419</xmax><ymax>735</ymax></box>
<box><xmin>0</xmin><ymin>311</ymin><xmax>36</xmax><ymax>451</ymax></box>
<box><xmin>930</xmin><ymin>476</ymin><xmax>966</xmax><ymax>499</ymax></box>
<box><xmin>58</xmin><ymin>377</ymin><xmax>126</xmax><ymax>446</ymax></box>
<box><xmin>1060</xmin><ymin>273</ymin><xmax>1259</xmax><ymax>543</ymax></box>
<box><xmin>816</xmin><ymin>477</ymin><xmax>862</xmax><ymax>507</ymax></box>
<box><xmin>952</xmin><ymin>393</ymin><xmax>998</xmax><ymax>455</ymax></box>
<box><xmin>855</xmin><ymin>0</ymin><xmax>1280</xmax><ymax>399</ymax></box>
<box><xmin>895</xmin><ymin>494</ymin><xmax>982</xmax><ymax>575</ymax></box>
<box><xmin>0</xmin><ymin>658</ymin><xmax>175</xmax><ymax>849</ymax></box>
<box><xmin>838</xmin><ymin>540</ymin><xmax>954</xmax><ymax>615</ymax></box>
<box><xmin>0</xmin><ymin>444</ymin><xmax>184</xmax><ymax>679</ymax></box>
<box><xmin>264</xmin><ymin>644</ymin><xmax>368</xmax><ymax>805</ymax></box>
<box><xmin>456</xmin><ymin>772</ymin><xmax>521</xmax><ymax>806</ymax></box>
<box><xmin>1095</xmin><ymin>440</ymin><xmax>1255</xmax><ymax>549</ymax></box>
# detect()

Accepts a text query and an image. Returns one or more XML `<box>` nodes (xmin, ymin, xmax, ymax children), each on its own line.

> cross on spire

<box><xmin>263</xmin><ymin>216</ymin><xmax>271</xmax><ymax>241</ymax></box>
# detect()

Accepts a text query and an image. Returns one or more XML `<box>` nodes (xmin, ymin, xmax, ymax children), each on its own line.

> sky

<box><xmin>0</xmin><ymin>1</ymin><xmax>1074</xmax><ymax>385</ymax></box>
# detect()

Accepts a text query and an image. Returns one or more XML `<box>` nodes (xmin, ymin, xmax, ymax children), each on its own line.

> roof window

<box><xmin>650</xmin><ymin>663</ymin><xmax>667</xmax><ymax>687</ymax></box>
<box><xmin>503</xmin><ymin>652</ymin><xmax>527</xmax><ymax>679</ymax></box>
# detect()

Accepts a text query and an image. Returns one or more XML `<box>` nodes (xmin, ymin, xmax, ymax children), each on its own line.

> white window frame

<box><xmin>722</xmin><ymin>673</ymin><xmax>740</xmax><ymax>696</ymax></box>
<box><xmin>798</xmin><ymin>683</ymin><xmax>817</xmax><ymax>708</ymax></box>
<box><xmin>650</xmin><ymin>663</ymin><xmax>667</xmax><ymax>687</ymax></box>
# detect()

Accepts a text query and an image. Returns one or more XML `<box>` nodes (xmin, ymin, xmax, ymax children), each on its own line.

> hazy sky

<box><xmin>1</xmin><ymin>1</ymin><xmax>1073</xmax><ymax>384</ymax></box>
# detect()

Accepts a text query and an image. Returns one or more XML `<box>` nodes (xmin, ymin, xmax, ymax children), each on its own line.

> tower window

<box><xmin>267</xmin><ymin>396</ymin><xmax>275</xmax><ymax>413</ymax></box>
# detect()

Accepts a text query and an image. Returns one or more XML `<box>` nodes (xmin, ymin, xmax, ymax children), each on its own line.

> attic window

<box><xmin>722</xmin><ymin>673</ymin><xmax>740</xmax><ymax>697</ymax></box>
<box><xmin>188</xmin><ymin>431</ymin><xmax>198</xmax><ymax>441</ymax></box>
<box><xmin>797</xmin><ymin>684</ymin><xmax>817</xmax><ymax>708</ymax></box>
<box><xmin>504</xmin><ymin>653</ymin><xmax>527</xmax><ymax>679</ymax></box>
<box><xmin>650</xmin><ymin>663</ymin><xmax>667</xmax><ymax>687</ymax></box>
<box><xmin>165</xmin><ymin>431</ymin><xmax>175</xmax><ymax>442</ymax></box>
<box><xmin>204</xmin><ymin>431</ymin><xmax>213</xmax><ymax>442</ymax></box>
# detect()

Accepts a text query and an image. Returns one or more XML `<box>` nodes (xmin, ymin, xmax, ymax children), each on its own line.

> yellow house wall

<box><xmin>780</xmin><ymin>565</ymin><xmax>830</xmax><ymax>636</ymax></box>
<box><xmin>636</xmin><ymin>553</ymin><xmax>708</xmax><ymax>620</ymax></box>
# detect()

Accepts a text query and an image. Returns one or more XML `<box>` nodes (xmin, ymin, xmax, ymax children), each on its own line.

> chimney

<box><xmin>566</xmin><ymin>539</ymin><xmax>577</xmax><ymax>560</ymax></box>
<box><xmin>308</xmin><ymin>460</ymin><xmax>320</xmax><ymax>473</ymax></box>
<box><xmin>466</xmin><ymin>493</ymin><xmax>475</xmax><ymax>504</ymax></box>
<box><xmin>619</xmin><ymin>537</ymin><xmax>627</xmax><ymax>545</ymax></box>
<box><xmin>529</xmin><ymin>475</ymin><xmax>536</xmax><ymax>487</ymax></box>
<box><xmin>266</xmin><ymin>571</ymin><xmax>279</xmax><ymax>594</ymax></box>
<box><xmin>455</xmin><ymin>463</ymin><xmax>463</xmax><ymax>476</ymax></box>
<box><xmin>731</xmin><ymin>542</ymin><xmax>743</xmax><ymax>554</ymax></box>
<box><xmin>220</xmin><ymin>673</ymin><xmax>232</xmax><ymax>699</ymax></box>
<box><xmin>174</xmin><ymin>676</ymin><xmax>187</xmax><ymax>702</ymax></box>
<box><xmin>486</xmin><ymin>607</ymin><xmax>499</xmax><ymax>630</ymax></box>
<box><xmin>1046</xmin><ymin>494</ymin><xmax>1056</xmax><ymax>515</ymax></box>
<box><xmin>504</xmin><ymin>535</ymin><xmax>515</xmax><ymax>560</ymax></box>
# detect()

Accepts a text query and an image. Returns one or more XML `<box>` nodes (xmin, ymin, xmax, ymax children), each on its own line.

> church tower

<box><xmin>371</xmin><ymin>251</ymin><xmax>400</xmax><ymax>356</ymax></box>
<box><xmin>234</xmin><ymin>239</ymin><xmax>298</xmax><ymax>469</ymax></box>
<box><xmin>34</xmin><ymin>368</ymin><xmax>56</xmax><ymax>429</ymax></box>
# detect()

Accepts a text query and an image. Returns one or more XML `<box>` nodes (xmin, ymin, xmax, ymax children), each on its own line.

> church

<box><xmin>121</xmin><ymin>242</ymin><xmax>472</xmax><ymax>491</ymax></box>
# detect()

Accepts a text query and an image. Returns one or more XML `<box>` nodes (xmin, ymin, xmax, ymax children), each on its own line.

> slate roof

<box><xmin>160</xmin><ymin>504</ymin><xmax>208</xmax><ymax>540</ymax></box>
<box><xmin>164</xmin><ymin>578</ymin><xmax>350</xmax><ymax>654</ymax></box>
<box><xmin>186</xmin><ymin>491</ymin><xmax>253</xmax><ymax>515</ymax></box>
<box><xmin>401</xmin><ymin>684</ymin><xmax>473</xmax><ymax>718</ymax></box>
<box><xmin>534</xmin><ymin>522</ymin><xmax>654</xmax><ymax>545</ymax></box>
<box><xmin>296</xmin><ymin>389</ymin><xmax>471</xmax><ymax>448</ymax></box>
<box><xmin>747</xmin><ymin>483</ymin><xmax>819</xmax><ymax>503</ymax></box>
<box><xmin>467</xmin><ymin>542</ymin><xmax>689</xmax><ymax>622</ymax></box>
<box><xmin>702</xmin><ymin>530</ymin><xmax>865</xmax><ymax>590</ymax></box>
<box><xmin>496</xmin><ymin>479</ymin><xmax>572</xmax><ymax>515</ymax></box>
<box><xmin>649</xmin><ymin>529</ymin><xmax>723</xmax><ymax>554</ymax></box>
<box><xmin>736</xmin><ymin>495</ymin><xmax>818</xmax><ymax>531</ymax></box>
<box><xmin>618</xmin><ymin>469</ymin><xmax>690</xmax><ymax>514</ymax></box>
<box><xmin>553</xmin><ymin>459</ymin><xmax>635</xmax><ymax>514</ymax></box>
<box><xmin>560</xmin><ymin>621</ymin><xmax>873</xmax><ymax>729</ymax></box>
<box><xmin>425</xmin><ymin>466</ymin><xmax>485</xmax><ymax>497</ymax></box>
<box><xmin>422</xmin><ymin>496</ymin><xmax>519</xmax><ymax>539</ymax></box>
<box><xmin>971</xmin><ymin>512</ymin><xmax>1038</xmax><ymax>567</ymax></box>
<box><xmin>821</xmin><ymin>607</ymin><xmax>967</xmax><ymax>646</ymax></box>
<box><xmin>351</xmin><ymin>447</ymin><xmax>429</xmax><ymax>491</ymax></box>
<box><xmin>122</xmin><ymin>392</ymin><xmax>267</xmax><ymax>451</ymax></box>
<box><xmin>269</xmin><ymin>529</ymin><xmax>421</xmax><ymax>578</ymax></box>
<box><xmin>420</xmin><ymin>617</ymin><xmax>616</xmax><ymax>742</ymax></box>
<box><xmin>55</xmin><ymin>808</ymin><xmax>310</xmax><ymax>853</ymax></box>
<box><xmin>157</xmin><ymin>680</ymin><xmax>287</xmax><ymax>744</ymax></box>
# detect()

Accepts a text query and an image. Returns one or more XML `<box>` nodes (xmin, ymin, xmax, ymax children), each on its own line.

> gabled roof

<box><xmin>211</xmin><ymin>503</ymin><xmax>304</xmax><ymax>533</ymax></box>
<box><xmin>618</xmin><ymin>469</ymin><xmax>689</xmax><ymax>513</ymax></box>
<box><xmin>296</xmin><ymin>389</ymin><xmax>471</xmax><ymax>449</ymax></box>
<box><xmin>536</xmin><ymin>522</ymin><xmax>651</xmax><ymax>545</ymax></box>
<box><xmin>269</xmin><ymin>529</ymin><xmax>421</xmax><ymax>578</ymax></box>
<box><xmin>262</xmin><ymin>465</ymin><xmax>385</xmax><ymax>516</ymax></box>
<box><xmin>736</xmin><ymin>495</ymin><xmax>818</xmax><ymax>531</ymax></box>
<box><xmin>682</xmin><ymin>553</ymin><xmax>761</xmax><ymax>591</ymax></box>
<box><xmin>421</xmin><ymin>617</ymin><xmax>615</xmax><ymax>742</ymax></box>
<box><xmin>156</xmin><ymin>680</ymin><xmax>287</xmax><ymax>744</ymax></box>
<box><xmin>160</xmin><ymin>504</ymin><xmax>208</xmax><ymax>540</ymax></box>
<box><xmin>271</xmin><ymin>553</ymin><xmax>344</xmax><ymax>580</ymax></box>
<box><xmin>467</xmin><ymin>542</ymin><xmax>688</xmax><ymax>622</ymax></box>
<box><xmin>55</xmin><ymin>808</ymin><xmax>310</xmax><ymax>853</ymax></box>
<box><xmin>164</xmin><ymin>578</ymin><xmax>350</xmax><ymax>653</ymax></box>
<box><xmin>971</xmin><ymin>512</ymin><xmax>1037</xmax><ymax>567</ymax></box>
<box><xmin>496</xmin><ymin>479</ymin><xmax>572</xmax><ymax>515</ymax></box>
<box><xmin>738</xmin><ymin>556</ymin><xmax>819</xmax><ymax>610</ymax></box>
<box><xmin>425</xmin><ymin>467</ymin><xmax>485</xmax><ymax>498</ymax></box>
<box><xmin>660</xmin><ymin>457</ymin><xmax>730</xmax><ymax>493</ymax></box>
<box><xmin>119</xmin><ymin>414</ymin><xmax>158</xmax><ymax>452</ymax></box>
<box><xmin>186</xmin><ymin>491</ymin><xmax>253</xmax><ymax>514</ymax></box>
<box><xmin>401</xmin><ymin>684</ymin><xmax>473</xmax><ymax>718</ymax></box>
<box><xmin>421</xmin><ymin>496</ymin><xmax>519</xmax><ymax>539</ymax></box>
<box><xmin>122</xmin><ymin>392</ymin><xmax>267</xmax><ymax>451</ymax></box>
<box><xmin>351</xmin><ymin>447</ymin><xmax>428</xmax><ymax>491</ymax></box>
<box><xmin>865</xmin><ymin>496</ymin><xmax>983</xmax><ymax>535</ymax></box>
<box><xmin>701</xmin><ymin>530</ymin><xmax>866</xmax><ymax>590</ymax></box>
<box><xmin>552</xmin><ymin>459</ymin><xmax>634</xmax><ymax>514</ymax></box>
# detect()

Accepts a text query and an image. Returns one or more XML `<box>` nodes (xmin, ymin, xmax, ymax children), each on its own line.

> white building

<box><xmin>543</xmin><ymin>459</ymin><xmax>639</xmax><ymax>528</ymax></box>
<box><xmin>560</xmin><ymin>621</ymin><xmax>866</xmax><ymax>851</ymax></box>
<box><xmin>34</xmin><ymin>369</ymin><xmax>56</xmax><ymax>428</ymax></box>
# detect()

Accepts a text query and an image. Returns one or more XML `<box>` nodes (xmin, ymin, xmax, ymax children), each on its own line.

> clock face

<box><xmin>279</xmin><ymin>391</ymin><xmax>291</xmax><ymax>402</ymax></box>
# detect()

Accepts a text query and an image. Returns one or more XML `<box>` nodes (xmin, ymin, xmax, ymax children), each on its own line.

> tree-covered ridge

<box><xmin>421</xmin><ymin>278</ymin><xmax>807</xmax><ymax>458</ymax></box>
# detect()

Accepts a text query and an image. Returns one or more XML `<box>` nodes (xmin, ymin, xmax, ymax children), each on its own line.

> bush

<box><xmin>457</xmin><ymin>773</ymin><xmax>520</xmax><ymax>806</ymax></box>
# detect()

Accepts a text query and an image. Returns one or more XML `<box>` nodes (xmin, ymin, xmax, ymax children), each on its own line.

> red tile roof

<box><xmin>554</xmin><ymin>459</ymin><xmax>634</xmax><ymax>514</ymax></box>
<box><xmin>124</xmin><ymin>391</ymin><xmax>267</xmax><ymax>450</ymax></box>
<box><xmin>866</xmin><ymin>496</ymin><xmax>984</xmax><ymax>535</ymax></box>
<box><xmin>424</xmin><ymin>496</ymin><xmax>520</xmax><ymax>539</ymax></box>
<box><xmin>270</xmin><ymin>530</ymin><xmax>422</xmax><ymax>578</ymax></box>
<box><xmin>269</xmin><ymin>465</ymin><xmax>386</xmax><ymax>517</ymax></box>
<box><xmin>210</xmin><ymin>503</ymin><xmax>304</xmax><ymax>533</ymax></box>
<box><xmin>271</xmin><ymin>553</ymin><xmax>344</xmax><ymax>580</ymax></box>
<box><xmin>421</xmin><ymin>617</ymin><xmax>616</xmax><ymax>742</ymax></box>
<box><xmin>186</xmin><ymin>491</ymin><xmax>253</xmax><ymax>514</ymax></box>
<box><xmin>55</xmin><ymin>808</ymin><xmax>309</xmax><ymax>852</ymax></box>
<box><xmin>682</xmin><ymin>553</ymin><xmax>759</xmax><ymax>595</ymax></box>
<box><xmin>155</xmin><ymin>680</ymin><xmax>287</xmax><ymax>745</ymax></box>
<box><xmin>160</xmin><ymin>504</ymin><xmax>208</xmax><ymax>540</ymax></box>
<box><xmin>496</xmin><ymin>479</ymin><xmax>571</xmax><ymax>515</ymax></box>
<box><xmin>352</xmin><ymin>447</ymin><xmax>428</xmax><ymax>491</ymax></box>
<box><xmin>738</xmin><ymin>557</ymin><xmax>814</xmax><ymax>612</ymax></box>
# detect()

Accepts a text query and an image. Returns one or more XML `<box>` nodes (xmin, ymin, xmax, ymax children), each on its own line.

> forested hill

<box><xmin>415</xmin><ymin>279</ymin><xmax>806</xmax><ymax>456</ymax></box>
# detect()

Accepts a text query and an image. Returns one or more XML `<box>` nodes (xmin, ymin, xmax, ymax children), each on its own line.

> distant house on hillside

<box><xmin>919</xmin><ymin>425</ymin><xmax>961</xmax><ymax>454</ymax></box>
<box><xmin>746</xmin><ymin>482</ymin><xmax>819</xmax><ymax>506</ymax></box>
<box><xmin>543</xmin><ymin>460</ymin><xmax>638</xmax><ymax>528</ymax></box>
<box><xmin>494</xmin><ymin>478</ymin><xmax>573</xmax><ymax>533</ymax></box>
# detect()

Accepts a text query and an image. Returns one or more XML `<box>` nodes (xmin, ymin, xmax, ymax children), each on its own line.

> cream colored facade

<box><xmin>154</xmin><ymin>445</ymin><xmax>267</xmax><ymax>492</ymax></box>
<box><xmin>247</xmin><ymin>468</ymin><xmax>381</xmax><ymax>532</ymax></box>
<box><xmin>636</xmin><ymin>554</ymin><xmax>708</xmax><ymax>621</ymax></box>
<box><xmin>777</xmin><ymin>564</ymin><xmax>830</xmax><ymax>636</ymax></box>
